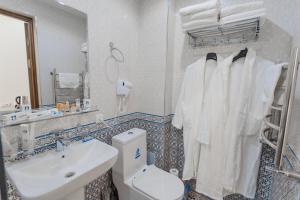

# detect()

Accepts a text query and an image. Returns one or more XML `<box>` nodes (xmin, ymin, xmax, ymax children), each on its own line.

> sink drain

<box><xmin>65</xmin><ymin>172</ymin><xmax>75</xmax><ymax>178</ymax></box>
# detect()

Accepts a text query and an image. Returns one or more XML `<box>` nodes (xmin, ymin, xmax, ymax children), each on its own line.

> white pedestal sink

<box><xmin>6</xmin><ymin>139</ymin><xmax>118</xmax><ymax>200</ymax></box>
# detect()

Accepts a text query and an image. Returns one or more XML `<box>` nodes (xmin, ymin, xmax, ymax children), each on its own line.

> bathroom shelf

<box><xmin>187</xmin><ymin>17</ymin><xmax>261</xmax><ymax>47</ymax></box>
<box><xmin>0</xmin><ymin>108</ymin><xmax>99</xmax><ymax>128</ymax></box>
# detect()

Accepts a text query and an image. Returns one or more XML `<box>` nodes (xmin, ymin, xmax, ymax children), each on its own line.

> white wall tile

<box><xmin>86</xmin><ymin>0</ymin><xmax>168</xmax><ymax>118</ymax></box>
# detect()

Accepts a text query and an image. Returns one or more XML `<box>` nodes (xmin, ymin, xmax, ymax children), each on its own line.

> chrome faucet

<box><xmin>54</xmin><ymin>132</ymin><xmax>69</xmax><ymax>152</ymax></box>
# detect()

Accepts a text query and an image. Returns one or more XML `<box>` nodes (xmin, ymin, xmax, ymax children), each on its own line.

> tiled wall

<box><xmin>270</xmin><ymin>146</ymin><xmax>300</xmax><ymax>200</ymax></box>
<box><xmin>6</xmin><ymin>113</ymin><xmax>279</xmax><ymax>200</ymax></box>
<box><xmin>270</xmin><ymin>173</ymin><xmax>300</xmax><ymax>200</ymax></box>
<box><xmin>87</xmin><ymin>0</ymin><xmax>169</xmax><ymax>119</ymax></box>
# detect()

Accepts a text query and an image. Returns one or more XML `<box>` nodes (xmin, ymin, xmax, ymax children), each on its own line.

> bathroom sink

<box><xmin>6</xmin><ymin>139</ymin><xmax>118</xmax><ymax>200</ymax></box>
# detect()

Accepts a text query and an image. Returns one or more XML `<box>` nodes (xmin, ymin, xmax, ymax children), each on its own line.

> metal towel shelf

<box><xmin>187</xmin><ymin>17</ymin><xmax>260</xmax><ymax>47</ymax></box>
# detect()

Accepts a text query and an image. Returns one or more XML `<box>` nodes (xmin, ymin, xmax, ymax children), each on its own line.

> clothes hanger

<box><xmin>232</xmin><ymin>48</ymin><xmax>248</xmax><ymax>62</ymax></box>
<box><xmin>206</xmin><ymin>52</ymin><xmax>217</xmax><ymax>61</ymax></box>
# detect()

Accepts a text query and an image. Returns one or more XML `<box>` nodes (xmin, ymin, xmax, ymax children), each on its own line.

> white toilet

<box><xmin>112</xmin><ymin>128</ymin><xmax>184</xmax><ymax>200</ymax></box>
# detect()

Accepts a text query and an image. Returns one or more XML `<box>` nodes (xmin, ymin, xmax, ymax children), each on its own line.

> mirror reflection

<box><xmin>0</xmin><ymin>0</ymin><xmax>88</xmax><ymax>113</ymax></box>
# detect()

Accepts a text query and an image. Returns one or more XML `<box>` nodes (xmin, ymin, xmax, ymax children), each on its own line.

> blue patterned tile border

<box><xmin>28</xmin><ymin>112</ymin><xmax>170</xmax><ymax>152</ymax></box>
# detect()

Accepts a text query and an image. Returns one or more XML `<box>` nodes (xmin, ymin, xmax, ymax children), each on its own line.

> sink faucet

<box><xmin>54</xmin><ymin>131</ymin><xmax>70</xmax><ymax>152</ymax></box>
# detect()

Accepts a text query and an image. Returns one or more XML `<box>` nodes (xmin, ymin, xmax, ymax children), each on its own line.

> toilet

<box><xmin>112</xmin><ymin>128</ymin><xmax>184</xmax><ymax>200</ymax></box>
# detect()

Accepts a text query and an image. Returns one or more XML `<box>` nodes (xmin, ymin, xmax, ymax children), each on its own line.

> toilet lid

<box><xmin>132</xmin><ymin>165</ymin><xmax>184</xmax><ymax>200</ymax></box>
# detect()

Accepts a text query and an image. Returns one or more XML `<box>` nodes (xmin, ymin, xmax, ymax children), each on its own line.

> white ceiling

<box><xmin>38</xmin><ymin>0</ymin><xmax>87</xmax><ymax>19</ymax></box>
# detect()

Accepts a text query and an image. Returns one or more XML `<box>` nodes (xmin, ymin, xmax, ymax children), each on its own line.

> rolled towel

<box><xmin>179</xmin><ymin>0</ymin><xmax>220</xmax><ymax>16</ymax></box>
<box><xmin>221</xmin><ymin>1</ymin><xmax>264</xmax><ymax>18</ymax></box>
<box><xmin>182</xmin><ymin>18</ymin><xmax>219</xmax><ymax>31</ymax></box>
<box><xmin>181</xmin><ymin>8</ymin><xmax>219</xmax><ymax>24</ymax></box>
<box><xmin>220</xmin><ymin>8</ymin><xmax>266</xmax><ymax>24</ymax></box>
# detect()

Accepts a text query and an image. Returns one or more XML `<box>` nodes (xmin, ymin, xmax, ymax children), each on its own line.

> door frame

<box><xmin>0</xmin><ymin>8</ymin><xmax>39</xmax><ymax>108</ymax></box>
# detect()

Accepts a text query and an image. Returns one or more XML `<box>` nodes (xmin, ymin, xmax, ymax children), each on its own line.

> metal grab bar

<box><xmin>260</xmin><ymin>128</ymin><xmax>278</xmax><ymax>150</ymax></box>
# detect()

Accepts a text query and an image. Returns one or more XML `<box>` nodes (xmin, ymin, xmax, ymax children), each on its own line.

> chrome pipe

<box><xmin>277</xmin><ymin>48</ymin><xmax>300</xmax><ymax>168</ymax></box>
<box><xmin>265</xmin><ymin>166</ymin><xmax>300</xmax><ymax>180</ymax></box>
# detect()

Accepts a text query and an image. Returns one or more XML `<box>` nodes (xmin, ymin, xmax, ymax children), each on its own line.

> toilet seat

<box><xmin>132</xmin><ymin>165</ymin><xmax>184</xmax><ymax>200</ymax></box>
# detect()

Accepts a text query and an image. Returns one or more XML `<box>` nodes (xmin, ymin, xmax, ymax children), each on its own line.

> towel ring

<box><xmin>109</xmin><ymin>42</ymin><xmax>124</xmax><ymax>63</ymax></box>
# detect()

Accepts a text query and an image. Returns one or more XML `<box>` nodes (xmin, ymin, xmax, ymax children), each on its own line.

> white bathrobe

<box><xmin>221</xmin><ymin>49</ymin><xmax>257</xmax><ymax>197</ymax></box>
<box><xmin>194</xmin><ymin>49</ymin><xmax>282</xmax><ymax>199</ymax></box>
<box><xmin>195</xmin><ymin>53</ymin><xmax>233</xmax><ymax>200</ymax></box>
<box><xmin>223</xmin><ymin>57</ymin><xmax>283</xmax><ymax>198</ymax></box>
<box><xmin>172</xmin><ymin>57</ymin><xmax>218</xmax><ymax>180</ymax></box>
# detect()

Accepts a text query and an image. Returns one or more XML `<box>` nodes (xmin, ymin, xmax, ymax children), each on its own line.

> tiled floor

<box><xmin>188</xmin><ymin>191</ymin><xmax>212</xmax><ymax>200</ymax></box>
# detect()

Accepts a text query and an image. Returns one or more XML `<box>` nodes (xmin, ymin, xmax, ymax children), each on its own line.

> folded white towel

<box><xmin>221</xmin><ymin>1</ymin><xmax>264</xmax><ymax>18</ymax></box>
<box><xmin>179</xmin><ymin>0</ymin><xmax>220</xmax><ymax>16</ymax></box>
<box><xmin>220</xmin><ymin>8</ymin><xmax>266</xmax><ymax>24</ymax></box>
<box><xmin>183</xmin><ymin>18</ymin><xmax>219</xmax><ymax>31</ymax></box>
<box><xmin>181</xmin><ymin>8</ymin><xmax>219</xmax><ymax>23</ymax></box>
<box><xmin>58</xmin><ymin>73</ymin><xmax>80</xmax><ymax>88</ymax></box>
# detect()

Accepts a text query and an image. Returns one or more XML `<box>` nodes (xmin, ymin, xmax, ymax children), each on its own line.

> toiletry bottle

<box><xmin>76</xmin><ymin>99</ymin><xmax>81</xmax><ymax>112</ymax></box>
<box><xmin>65</xmin><ymin>101</ymin><xmax>70</xmax><ymax>112</ymax></box>
<box><xmin>83</xmin><ymin>99</ymin><xmax>91</xmax><ymax>111</ymax></box>
<box><xmin>70</xmin><ymin>103</ymin><xmax>76</xmax><ymax>113</ymax></box>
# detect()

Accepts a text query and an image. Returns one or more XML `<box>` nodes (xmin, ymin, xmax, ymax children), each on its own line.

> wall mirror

<box><xmin>0</xmin><ymin>0</ymin><xmax>88</xmax><ymax>112</ymax></box>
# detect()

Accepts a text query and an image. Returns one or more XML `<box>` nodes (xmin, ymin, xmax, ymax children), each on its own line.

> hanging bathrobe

<box><xmin>223</xmin><ymin>57</ymin><xmax>284</xmax><ymax>198</ymax></box>
<box><xmin>195</xmin><ymin>53</ymin><xmax>233</xmax><ymax>200</ymax></box>
<box><xmin>220</xmin><ymin>48</ymin><xmax>257</xmax><ymax>197</ymax></box>
<box><xmin>172</xmin><ymin>57</ymin><xmax>218</xmax><ymax>180</ymax></box>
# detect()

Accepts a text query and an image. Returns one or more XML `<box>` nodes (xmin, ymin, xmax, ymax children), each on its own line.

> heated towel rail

<box><xmin>50</xmin><ymin>68</ymin><xmax>84</xmax><ymax>104</ymax></box>
<box><xmin>261</xmin><ymin>49</ymin><xmax>300</xmax><ymax>180</ymax></box>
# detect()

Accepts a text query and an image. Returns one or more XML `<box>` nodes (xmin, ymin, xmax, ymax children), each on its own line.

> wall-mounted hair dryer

<box><xmin>116</xmin><ymin>80</ymin><xmax>133</xmax><ymax>97</ymax></box>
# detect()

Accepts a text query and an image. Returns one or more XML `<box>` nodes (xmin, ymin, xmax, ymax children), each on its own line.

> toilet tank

<box><xmin>112</xmin><ymin>128</ymin><xmax>147</xmax><ymax>181</ymax></box>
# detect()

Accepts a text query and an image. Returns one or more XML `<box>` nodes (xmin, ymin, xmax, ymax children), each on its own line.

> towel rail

<box><xmin>271</xmin><ymin>105</ymin><xmax>283</xmax><ymax>111</ymax></box>
<box><xmin>187</xmin><ymin>17</ymin><xmax>260</xmax><ymax>47</ymax></box>
<box><xmin>263</xmin><ymin>114</ymin><xmax>280</xmax><ymax>131</ymax></box>
<box><xmin>50</xmin><ymin>68</ymin><xmax>84</xmax><ymax>104</ymax></box>
<box><xmin>260</xmin><ymin>128</ymin><xmax>278</xmax><ymax>150</ymax></box>
<box><xmin>265</xmin><ymin>166</ymin><xmax>300</xmax><ymax>180</ymax></box>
